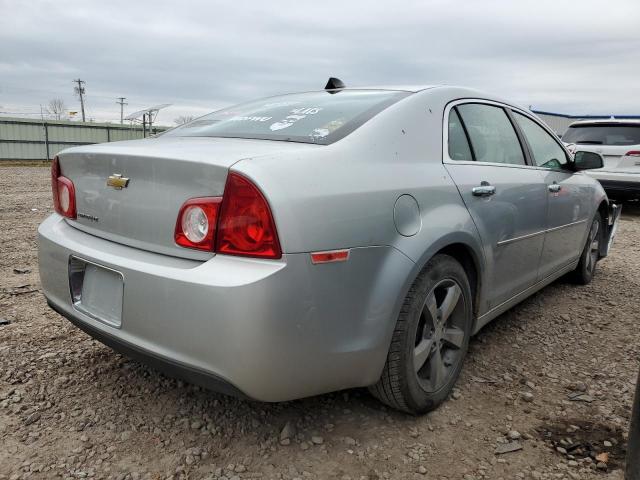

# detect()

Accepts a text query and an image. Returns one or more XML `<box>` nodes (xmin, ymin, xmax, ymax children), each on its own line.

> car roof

<box><xmin>569</xmin><ymin>118</ymin><xmax>640</xmax><ymax>127</ymax></box>
<box><xmin>338</xmin><ymin>85</ymin><xmax>526</xmax><ymax>108</ymax></box>
<box><xmin>341</xmin><ymin>85</ymin><xmax>442</xmax><ymax>92</ymax></box>
<box><xmin>279</xmin><ymin>84</ymin><xmax>530</xmax><ymax>115</ymax></box>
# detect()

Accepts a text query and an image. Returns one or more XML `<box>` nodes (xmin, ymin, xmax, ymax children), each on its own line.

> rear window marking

<box><xmin>290</xmin><ymin>107</ymin><xmax>322</xmax><ymax>115</ymax></box>
<box><xmin>262</xmin><ymin>101</ymin><xmax>301</xmax><ymax>108</ymax></box>
<box><xmin>229</xmin><ymin>116</ymin><xmax>273</xmax><ymax>122</ymax></box>
<box><xmin>269</xmin><ymin>107</ymin><xmax>323</xmax><ymax>131</ymax></box>
<box><xmin>270</xmin><ymin>115</ymin><xmax>305</xmax><ymax>131</ymax></box>
<box><xmin>311</xmin><ymin>118</ymin><xmax>346</xmax><ymax>139</ymax></box>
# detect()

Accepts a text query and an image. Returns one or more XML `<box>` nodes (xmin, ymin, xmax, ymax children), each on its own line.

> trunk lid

<box><xmin>58</xmin><ymin>136</ymin><xmax>316</xmax><ymax>260</ymax></box>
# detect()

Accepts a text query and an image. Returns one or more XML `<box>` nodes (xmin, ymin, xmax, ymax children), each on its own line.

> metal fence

<box><xmin>0</xmin><ymin>117</ymin><xmax>167</xmax><ymax>161</ymax></box>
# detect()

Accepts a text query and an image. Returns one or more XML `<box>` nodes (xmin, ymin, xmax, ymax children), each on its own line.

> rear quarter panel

<box><xmin>234</xmin><ymin>88</ymin><xmax>488</xmax><ymax>316</ymax></box>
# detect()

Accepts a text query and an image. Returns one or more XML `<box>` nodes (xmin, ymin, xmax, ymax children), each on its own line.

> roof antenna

<box><xmin>324</xmin><ymin>77</ymin><xmax>345</xmax><ymax>93</ymax></box>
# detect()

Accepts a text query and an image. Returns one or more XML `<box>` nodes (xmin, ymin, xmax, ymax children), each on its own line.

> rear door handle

<box><xmin>472</xmin><ymin>183</ymin><xmax>496</xmax><ymax>197</ymax></box>
<box><xmin>548</xmin><ymin>183</ymin><xmax>562</xmax><ymax>193</ymax></box>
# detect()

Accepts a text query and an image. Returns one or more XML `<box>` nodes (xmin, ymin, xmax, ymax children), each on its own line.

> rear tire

<box><xmin>369</xmin><ymin>254</ymin><xmax>473</xmax><ymax>414</ymax></box>
<box><xmin>571</xmin><ymin>212</ymin><xmax>602</xmax><ymax>285</ymax></box>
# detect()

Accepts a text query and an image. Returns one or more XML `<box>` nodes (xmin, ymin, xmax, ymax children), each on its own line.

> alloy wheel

<box><xmin>413</xmin><ymin>278</ymin><xmax>466</xmax><ymax>393</ymax></box>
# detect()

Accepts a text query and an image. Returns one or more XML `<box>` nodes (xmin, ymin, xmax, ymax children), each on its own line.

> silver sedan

<box><xmin>38</xmin><ymin>80</ymin><xmax>620</xmax><ymax>413</ymax></box>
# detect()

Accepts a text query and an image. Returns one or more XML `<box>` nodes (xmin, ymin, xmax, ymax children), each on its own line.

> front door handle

<box><xmin>472</xmin><ymin>182</ymin><xmax>496</xmax><ymax>197</ymax></box>
<box><xmin>548</xmin><ymin>183</ymin><xmax>562</xmax><ymax>193</ymax></box>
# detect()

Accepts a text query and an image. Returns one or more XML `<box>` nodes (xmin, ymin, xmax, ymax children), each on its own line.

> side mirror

<box><xmin>574</xmin><ymin>151</ymin><xmax>604</xmax><ymax>170</ymax></box>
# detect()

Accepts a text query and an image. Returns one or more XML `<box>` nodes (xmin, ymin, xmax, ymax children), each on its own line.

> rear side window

<box><xmin>457</xmin><ymin>104</ymin><xmax>525</xmax><ymax>165</ymax></box>
<box><xmin>562</xmin><ymin>124</ymin><xmax>640</xmax><ymax>146</ymax></box>
<box><xmin>448</xmin><ymin>109</ymin><xmax>473</xmax><ymax>161</ymax></box>
<box><xmin>514</xmin><ymin>112</ymin><xmax>568</xmax><ymax>169</ymax></box>
<box><xmin>163</xmin><ymin>90</ymin><xmax>410</xmax><ymax>145</ymax></box>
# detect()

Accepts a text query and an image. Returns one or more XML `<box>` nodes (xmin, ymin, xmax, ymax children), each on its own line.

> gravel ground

<box><xmin>1</xmin><ymin>165</ymin><xmax>638</xmax><ymax>480</ymax></box>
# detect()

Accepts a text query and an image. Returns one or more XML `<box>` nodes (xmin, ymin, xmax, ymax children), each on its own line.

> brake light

<box><xmin>174</xmin><ymin>172</ymin><xmax>281</xmax><ymax>258</ymax></box>
<box><xmin>51</xmin><ymin>156</ymin><xmax>76</xmax><ymax>219</ymax></box>
<box><xmin>217</xmin><ymin>172</ymin><xmax>282</xmax><ymax>259</ymax></box>
<box><xmin>174</xmin><ymin>197</ymin><xmax>222</xmax><ymax>251</ymax></box>
<box><xmin>625</xmin><ymin>150</ymin><xmax>640</xmax><ymax>157</ymax></box>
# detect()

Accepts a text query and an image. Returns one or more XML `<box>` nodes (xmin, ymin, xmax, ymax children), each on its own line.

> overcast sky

<box><xmin>1</xmin><ymin>0</ymin><xmax>639</xmax><ymax>125</ymax></box>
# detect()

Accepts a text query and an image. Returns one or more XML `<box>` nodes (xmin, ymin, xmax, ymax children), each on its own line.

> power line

<box><xmin>73</xmin><ymin>79</ymin><xmax>86</xmax><ymax>122</ymax></box>
<box><xmin>0</xmin><ymin>111</ymin><xmax>50</xmax><ymax>115</ymax></box>
<box><xmin>116</xmin><ymin>97</ymin><xmax>128</xmax><ymax>124</ymax></box>
<box><xmin>0</xmin><ymin>83</ymin><xmax>134</xmax><ymax>101</ymax></box>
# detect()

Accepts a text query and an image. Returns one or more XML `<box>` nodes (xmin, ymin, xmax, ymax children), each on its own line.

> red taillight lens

<box><xmin>625</xmin><ymin>150</ymin><xmax>640</xmax><ymax>157</ymax></box>
<box><xmin>174</xmin><ymin>197</ymin><xmax>222</xmax><ymax>251</ymax></box>
<box><xmin>51</xmin><ymin>156</ymin><xmax>76</xmax><ymax>219</ymax></box>
<box><xmin>216</xmin><ymin>172</ymin><xmax>281</xmax><ymax>259</ymax></box>
<box><xmin>174</xmin><ymin>173</ymin><xmax>281</xmax><ymax>258</ymax></box>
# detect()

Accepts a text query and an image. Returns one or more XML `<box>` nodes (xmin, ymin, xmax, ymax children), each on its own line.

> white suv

<box><xmin>563</xmin><ymin>119</ymin><xmax>640</xmax><ymax>201</ymax></box>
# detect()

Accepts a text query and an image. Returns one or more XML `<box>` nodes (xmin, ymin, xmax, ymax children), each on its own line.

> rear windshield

<box><xmin>562</xmin><ymin>124</ymin><xmax>640</xmax><ymax>146</ymax></box>
<box><xmin>164</xmin><ymin>90</ymin><xmax>410</xmax><ymax>145</ymax></box>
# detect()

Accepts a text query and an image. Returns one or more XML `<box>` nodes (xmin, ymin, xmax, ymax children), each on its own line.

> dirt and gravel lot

<box><xmin>1</xmin><ymin>165</ymin><xmax>638</xmax><ymax>480</ymax></box>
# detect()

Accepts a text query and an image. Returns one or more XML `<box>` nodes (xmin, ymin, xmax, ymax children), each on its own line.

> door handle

<box><xmin>472</xmin><ymin>183</ymin><xmax>496</xmax><ymax>197</ymax></box>
<box><xmin>548</xmin><ymin>183</ymin><xmax>562</xmax><ymax>193</ymax></box>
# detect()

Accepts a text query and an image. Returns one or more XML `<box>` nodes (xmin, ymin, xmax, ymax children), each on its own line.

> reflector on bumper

<box><xmin>310</xmin><ymin>249</ymin><xmax>350</xmax><ymax>264</ymax></box>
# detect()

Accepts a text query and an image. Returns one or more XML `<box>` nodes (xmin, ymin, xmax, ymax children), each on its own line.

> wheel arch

<box><xmin>370</xmin><ymin>232</ymin><xmax>487</xmax><ymax>386</ymax></box>
<box><xmin>597</xmin><ymin>199</ymin><xmax>609</xmax><ymax>224</ymax></box>
<box><xmin>402</xmin><ymin>232</ymin><xmax>486</xmax><ymax>324</ymax></box>
<box><xmin>436</xmin><ymin>243</ymin><xmax>481</xmax><ymax>319</ymax></box>
<box><xmin>596</xmin><ymin>199</ymin><xmax>609</xmax><ymax>257</ymax></box>
<box><xmin>368</xmin><ymin>239</ymin><xmax>484</xmax><ymax>412</ymax></box>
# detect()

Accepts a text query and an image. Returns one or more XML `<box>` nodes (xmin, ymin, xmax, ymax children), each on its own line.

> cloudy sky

<box><xmin>1</xmin><ymin>0</ymin><xmax>639</xmax><ymax>125</ymax></box>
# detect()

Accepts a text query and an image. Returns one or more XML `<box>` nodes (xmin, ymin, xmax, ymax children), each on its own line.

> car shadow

<box><xmin>53</xmin><ymin>226</ymin><xmax>630</xmax><ymax>452</ymax></box>
<box><xmin>620</xmin><ymin>201</ymin><xmax>640</xmax><ymax>217</ymax></box>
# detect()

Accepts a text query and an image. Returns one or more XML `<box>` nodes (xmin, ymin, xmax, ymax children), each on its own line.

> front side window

<box><xmin>514</xmin><ymin>112</ymin><xmax>568</xmax><ymax>169</ymax></box>
<box><xmin>456</xmin><ymin>104</ymin><xmax>525</xmax><ymax>165</ymax></box>
<box><xmin>448</xmin><ymin>109</ymin><xmax>473</xmax><ymax>161</ymax></box>
<box><xmin>163</xmin><ymin>90</ymin><xmax>410</xmax><ymax>145</ymax></box>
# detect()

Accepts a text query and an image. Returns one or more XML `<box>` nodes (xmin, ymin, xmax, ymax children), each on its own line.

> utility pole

<box><xmin>40</xmin><ymin>105</ymin><xmax>50</xmax><ymax>161</ymax></box>
<box><xmin>116</xmin><ymin>97</ymin><xmax>127</xmax><ymax>124</ymax></box>
<box><xmin>73</xmin><ymin>79</ymin><xmax>86</xmax><ymax>122</ymax></box>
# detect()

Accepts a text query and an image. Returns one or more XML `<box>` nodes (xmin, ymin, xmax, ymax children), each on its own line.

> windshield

<box><xmin>164</xmin><ymin>90</ymin><xmax>410</xmax><ymax>145</ymax></box>
<box><xmin>562</xmin><ymin>124</ymin><xmax>640</xmax><ymax>146</ymax></box>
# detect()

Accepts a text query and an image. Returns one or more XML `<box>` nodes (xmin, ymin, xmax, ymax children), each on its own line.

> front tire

<box><xmin>571</xmin><ymin>212</ymin><xmax>602</xmax><ymax>285</ymax></box>
<box><xmin>369</xmin><ymin>254</ymin><xmax>473</xmax><ymax>414</ymax></box>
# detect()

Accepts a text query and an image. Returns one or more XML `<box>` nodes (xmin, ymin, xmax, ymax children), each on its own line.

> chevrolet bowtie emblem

<box><xmin>107</xmin><ymin>174</ymin><xmax>130</xmax><ymax>190</ymax></box>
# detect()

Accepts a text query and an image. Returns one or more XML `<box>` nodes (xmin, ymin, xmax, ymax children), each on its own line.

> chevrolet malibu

<box><xmin>39</xmin><ymin>81</ymin><xmax>620</xmax><ymax>414</ymax></box>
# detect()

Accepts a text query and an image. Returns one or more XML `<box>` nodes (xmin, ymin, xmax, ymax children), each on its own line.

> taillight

<box><xmin>51</xmin><ymin>156</ymin><xmax>77</xmax><ymax>219</ymax></box>
<box><xmin>217</xmin><ymin>172</ymin><xmax>281</xmax><ymax>259</ymax></box>
<box><xmin>625</xmin><ymin>150</ymin><xmax>640</xmax><ymax>157</ymax></box>
<box><xmin>174</xmin><ymin>172</ymin><xmax>281</xmax><ymax>259</ymax></box>
<box><xmin>174</xmin><ymin>197</ymin><xmax>222</xmax><ymax>251</ymax></box>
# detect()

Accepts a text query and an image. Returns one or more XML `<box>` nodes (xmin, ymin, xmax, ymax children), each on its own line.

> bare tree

<box><xmin>47</xmin><ymin>98</ymin><xmax>66</xmax><ymax>120</ymax></box>
<box><xmin>174</xmin><ymin>115</ymin><xmax>195</xmax><ymax>125</ymax></box>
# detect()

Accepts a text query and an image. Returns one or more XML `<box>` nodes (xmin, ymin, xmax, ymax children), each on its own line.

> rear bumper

<box><xmin>46</xmin><ymin>299</ymin><xmax>247</xmax><ymax>398</ymax></box>
<box><xmin>585</xmin><ymin>171</ymin><xmax>640</xmax><ymax>199</ymax></box>
<box><xmin>38</xmin><ymin>214</ymin><xmax>413</xmax><ymax>401</ymax></box>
